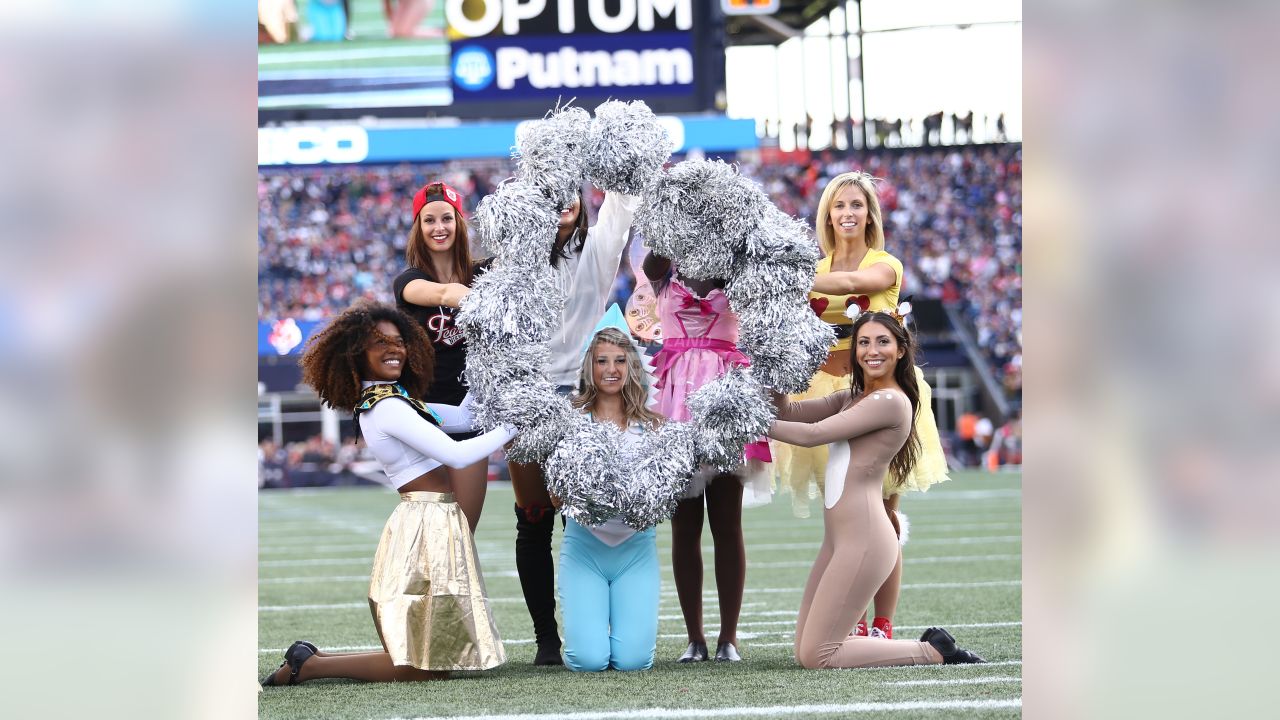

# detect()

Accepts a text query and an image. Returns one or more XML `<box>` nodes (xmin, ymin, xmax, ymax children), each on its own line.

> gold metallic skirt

<box><xmin>368</xmin><ymin>491</ymin><xmax>506</xmax><ymax>671</ymax></box>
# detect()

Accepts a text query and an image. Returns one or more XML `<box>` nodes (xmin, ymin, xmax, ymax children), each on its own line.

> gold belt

<box><xmin>398</xmin><ymin>491</ymin><xmax>455</xmax><ymax>503</ymax></box>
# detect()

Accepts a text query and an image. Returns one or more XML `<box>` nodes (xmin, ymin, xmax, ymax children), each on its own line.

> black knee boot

<box><xmin>514</xmin><ymin>503</ymin><xmax>562</xmax><ymax>665</ymax></box>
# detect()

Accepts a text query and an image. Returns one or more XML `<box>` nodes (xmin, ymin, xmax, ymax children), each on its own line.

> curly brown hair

<box><xmin>299</xmin><ymin>302</ymin><xmax>435</xmax><ymax>411</ymax></box>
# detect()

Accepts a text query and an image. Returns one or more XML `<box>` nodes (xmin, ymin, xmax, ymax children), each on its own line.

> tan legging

<box><xmin>794</xmin><ymin>481</ymin><xmax>941</xmax><ymax>668</ymax></box>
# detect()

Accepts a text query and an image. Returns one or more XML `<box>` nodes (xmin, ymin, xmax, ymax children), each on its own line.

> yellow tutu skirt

<box><xmin>771</xmin><ymin>367</ymin><xmax>950</xmax><ymax>514</ymax></box>
<box><xmin>903</xmin><ymin>366</ymin><xmax>951</xmax><ymax>495</ymax></box>
<box><xmin>368</xmin><ymin>491</ymin><xmax>506</xmax><ymax>671</ymax></box>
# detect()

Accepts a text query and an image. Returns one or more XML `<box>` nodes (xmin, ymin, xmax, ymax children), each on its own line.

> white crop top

<box><xmin>358</xmin><ymin>381</ymin><xmax>515</xmax><ymax>490</ymax></box>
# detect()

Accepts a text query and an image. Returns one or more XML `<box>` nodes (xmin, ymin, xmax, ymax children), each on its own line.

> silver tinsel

<box><xmin>514</xmin><ymin>105</ymin><xmax>591</xmax><ymax>208</ymax></box>
<box><xmin>456</xmin><ymin>264</ymin><xmax>564</xmax><ymax>345</ymax></box>
<box><xmin>544</xmin><ymin>417</ymin><xmax>624</xmax><ymax>526</ymax></box>
<box><xmin>635</xmin><ymin>160</ymin><xmax>769</xmax><ymax>280</ymax></box>
<box><xmin>737</xmin><ymin>308</ymin><xmax>834</xmax><ymax>394</ymax></box>
<box><xmin>584</xmin><ymin>100</ymin><xmax>673</xmax><ymax>196</ymax></box>
<box><xmin>725</xmin><ymin>258</ymin><xmax>816</xmax><ymax>307</ymax></box>
<box><xmin>740</xmin><ymin>208</ymin><xmax>819</xmax><ymax>265</ymax></box>
<box><xmin>502</xmin><ymin>386</ymin><xmax>575</xmax><ymax>464</ymax></box>
<box><xmin>616</xmin><ymin>423</ymin><xmax>698</xmax><ymax>529</ymax></box>
<box><xmin>684</xmin><ymin>367</ymin><xmax>775</xmax><ymax>471</ymax></box>
<box><xmin>472</xmin><ymin>179</ymin><xmax>560</xmax><ymax>265</ymax></box>
<box><xmin>461</xmin><ymin>101</ymin><xmax>829</xmax><ymax>528</ymax></box>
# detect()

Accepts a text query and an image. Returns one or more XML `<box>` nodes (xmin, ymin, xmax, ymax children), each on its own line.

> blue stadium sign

<box><xmin>258</xmin><ymin>116</ymin><xmax>757</xmax><ymax>167</ymax></box>
<box><xmin>443</xmin><ymin>0</ymin><xmax>720</xmax><ymax>115</ymax></box>
<box><xmin>451</xmin><ymin>32</ymin><xmax>694</xmax><ymax>100</ymax></box>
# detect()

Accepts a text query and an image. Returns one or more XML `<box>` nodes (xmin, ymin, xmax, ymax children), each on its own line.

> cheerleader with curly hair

<box><xmin>261</xmin><ymin>302</ymin><xmax>513</xmax><ymax>686</ymax></box>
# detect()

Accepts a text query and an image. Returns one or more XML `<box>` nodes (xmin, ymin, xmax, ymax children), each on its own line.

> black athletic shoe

<box><xmin>678</xmin><ymin>641</ymin><xmax>709</xmax><ymax>663</ymax></box>
<box><xmin>920</xmin><ymin>627</ymin><xmax>986</xmax><ymax>664</ymax></box>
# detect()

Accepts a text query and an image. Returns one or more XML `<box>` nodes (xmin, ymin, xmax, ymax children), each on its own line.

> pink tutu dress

<box><xmin>651</xmin><ymin>278</ymin><xmax>772</xmax><ymax>504</ymax></box>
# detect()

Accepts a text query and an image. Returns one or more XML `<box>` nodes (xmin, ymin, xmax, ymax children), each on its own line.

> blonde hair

<box><xmin>572</xmin><ymin>328</ymin><xmax>663</xmax><ymax>429</ymax></box>
<box><xmin>815</xmin><ymin>171</ymin><xmax>886</xmax><ymax>256</ymax></box>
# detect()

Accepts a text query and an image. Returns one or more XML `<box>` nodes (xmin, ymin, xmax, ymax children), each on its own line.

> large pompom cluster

<box><xmin>584</xmin><ymin>100</ymin><xmax>674</xmax><ymax>196</ymax></box>
<box><xmin>464</xmin><ymin>102</ymin><xmax>821</xmax><ymax>528</ymax></box>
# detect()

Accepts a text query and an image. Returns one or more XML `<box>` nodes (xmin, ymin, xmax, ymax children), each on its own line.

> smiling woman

<box><xmin>394</xmin><ymin>181</ymin><xmax>495</xmax><ymax>532</ymax></box>
<box><xmin>767</xmin><ymin>311</ymin><xmax>985</xmax><ymax>669</ymax></box>
<box><xmin>261</xmin><ymin>302</ymin><xmax>516</xmax><ymax>687</ymax></box>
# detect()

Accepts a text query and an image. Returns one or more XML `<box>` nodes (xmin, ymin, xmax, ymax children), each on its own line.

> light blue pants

<box><xmin>558</xmin><ymin>519</ymin><xmax>659</xmax><ymax>672</ymax></box>
<box><xmin>307</xmin><ymin>0</ymin><xmax>347</xmax><ymax>42</ymax></box>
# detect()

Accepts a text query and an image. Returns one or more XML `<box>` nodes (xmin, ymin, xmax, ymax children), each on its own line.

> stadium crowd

<box><xmin>258</xmin><ymin>145</ymin><xmax>1021</xmax><ymax>396</ymax></box>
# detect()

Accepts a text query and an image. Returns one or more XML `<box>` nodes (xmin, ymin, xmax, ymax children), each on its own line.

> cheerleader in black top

<box><xmin>393</xmin><ymin>181</ymin><xmax>492</xmax><ymax>531</ymax></box>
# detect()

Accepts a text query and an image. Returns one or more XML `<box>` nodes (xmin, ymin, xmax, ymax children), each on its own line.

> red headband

<box><xmin>412</xmin><ymin>182</ymin><xmax>464</xmax><ymax>220</ymax></box>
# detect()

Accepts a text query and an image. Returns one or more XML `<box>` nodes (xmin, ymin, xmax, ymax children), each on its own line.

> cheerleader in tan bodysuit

<box><xmin>769</xmin><ymin>311</ymin><xmax>984</xmax><ymax>669</ymax></box>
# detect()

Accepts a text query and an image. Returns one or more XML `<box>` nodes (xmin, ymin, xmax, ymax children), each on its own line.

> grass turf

<box><xmin>259</xmin><ymin>470</ymin><xmax>1022</xmax><ymax>719</ymax></box>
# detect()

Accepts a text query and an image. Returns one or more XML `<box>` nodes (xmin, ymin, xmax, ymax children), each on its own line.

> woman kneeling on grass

<box><xmin>768</xmin><ymin>311</ymin><xmax>986</xmax><ymax>669</ymax></box>
<box><xmin>556</xmin><ymin>320</ymin><xmax>666</xmax><ymax>672</ymax></box>
<box><xmin>262</xmin><ymin>302</ymin><xmax>514</xmax><ymax>686</ymax></box>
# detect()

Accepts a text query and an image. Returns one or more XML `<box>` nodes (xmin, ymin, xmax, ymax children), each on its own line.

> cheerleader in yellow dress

<box><xmin>771</xmin><ymin>171</ymin><xmax>950</xmax><ymax>640</ymax></box>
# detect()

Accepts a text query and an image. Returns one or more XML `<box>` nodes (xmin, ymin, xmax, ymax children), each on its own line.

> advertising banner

<box><xmin>258</xmin><ymin>114</ymin><xmax>757</xmax><ymax>166</ymax></box>
<box><xmin>446</xmin><ymin>0</ymin><xmax>723</xmax><ymax>116</ymax></box>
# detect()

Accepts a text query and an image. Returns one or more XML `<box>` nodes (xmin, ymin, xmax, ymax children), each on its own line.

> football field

<box><xmin>259</xmin><ymin>470</ymin><xmax>1022</xmax><ymax>719</ymax></box>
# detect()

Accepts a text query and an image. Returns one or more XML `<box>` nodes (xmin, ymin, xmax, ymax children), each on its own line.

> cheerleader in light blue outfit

<box><xmin>555</xmin><ymin>307</ymin><xmax>666</xmax><ymax>672</ymax></box>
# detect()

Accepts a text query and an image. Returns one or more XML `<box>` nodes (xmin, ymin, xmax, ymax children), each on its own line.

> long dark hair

<box><xmin>849</xmin><ymin>311</ymin><xmax>921</xmax><ymax>488</ymax></box>
<box><xmin>299</xmin><ymin>302</ymin><xmax>434</xmax><ymax>411</ymax></box>
<box><xmin>550</xmin><ymin>187</ymin><xmax>589</xmax><ymax>267</ymax></box>
<box><xmin>405</xmin><ymin>184</ymin><xmax>477</xmax><ymax>285</ymax></box>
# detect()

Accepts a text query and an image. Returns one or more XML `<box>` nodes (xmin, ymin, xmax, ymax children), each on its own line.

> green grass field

<box><xmin>259</xmin><ymin>470</ymin><xmax>1022</xmax><ymax>719</ymax></box>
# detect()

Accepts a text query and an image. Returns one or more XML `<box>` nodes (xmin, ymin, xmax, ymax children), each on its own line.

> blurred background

<box><xmin>2</xmin><ymin>0</ymin><xmax>1277</xmax><ymax>717</ymax></box>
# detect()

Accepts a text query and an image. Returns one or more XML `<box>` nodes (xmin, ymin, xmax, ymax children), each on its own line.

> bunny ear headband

<box><xmin>844</xmin><ymin>295</ymin><xmax>914</xmax><ymax>327</ymax></box>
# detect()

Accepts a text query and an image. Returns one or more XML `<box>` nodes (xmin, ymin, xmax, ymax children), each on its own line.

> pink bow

<box><xmin>680</xmin><ymin>293</ymin><xmax>714</xmax><ymax>315</ymax></box>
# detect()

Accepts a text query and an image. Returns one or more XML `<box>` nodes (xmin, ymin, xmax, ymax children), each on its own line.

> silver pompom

<box><xmin>617</xmin><ymin>423</ymin><xmax>697</xmax><ymax>529</ymax></box>
<box><xmin>514</xmin><ymin>105</ymin><xmax>591</xmax><ymax>208</ymax></box>
<box><xmin>738</xmin><ymin>309</ymin><xmax>834</xmax><ymax>394</ymax></box>
<box><xmin>457</xmin><ymin>265</ymin><xmax>564</xmax><ymax>345</ymax></box>
<box><xmin>544</xmin><ymin>417</ymin><xmax>624</xmax><ymax>526</ymax></box>
<box><xmin>503</xmin><ymin>388</ymin><xmax>575</xmax><ymax>464</ymax></box>
<box><xmin>473</xmin><ymin>179</ymin><xmax>559</xmax><ymax>265</ymax></box>
<box><xmin>635</xmin><ymin>160</ymin><xmax>769</xmax><ymax>280</ymax></box>
<box><xmin>584</xmin><ymin>100</ymin><xmax>673</xmax><ymax>196</ymax></box>
<box><xmin>740</xmin><ymin>208</ymin><xmax>819</xmax><ymax>265</ymax></box>
<box><xmin>684</xmin><ymin>367</ymin><xmax>775</xmax><ymax>470</ymax></box>
<box><xmin>725</xmin><ymin>258</ymin><xmax>816</xmax><ymax>307</ymax></box>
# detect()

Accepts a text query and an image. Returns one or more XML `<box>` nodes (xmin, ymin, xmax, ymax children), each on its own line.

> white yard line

<box><xmin>259</xmin><ymin>576</ymin><xmax>1018</xmax><ymax>599</ymax></box>
<box><xmin>907</xmin><ymin>489</ymin><xmax>1021</xmax><ymax>500</ymax></box>
<box><xmin>883</xmin><ymin>676</ymin><xmax>1022</xmax><ymax>686</ymax></box>
<box><xmin>389</xmin><ymin>698</ymin><xmax>1022</xmax><ymax>719</ymax></box>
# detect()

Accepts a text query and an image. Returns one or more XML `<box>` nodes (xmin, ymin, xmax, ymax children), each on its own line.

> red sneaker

<box><xmin>854</xmin><ymin>620</ymin><xmax>868</xmax><ymax>637</ymax></box>
<box><xmin>871</xmin><ymin>617</ymin><xmax>893</xmax><ymax>639</ymax></box>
